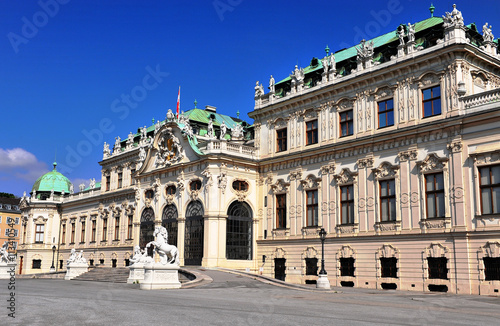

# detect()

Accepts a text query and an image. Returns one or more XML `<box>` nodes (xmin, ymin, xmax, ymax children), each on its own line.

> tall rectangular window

<box><xmin>91</xmin><ymin>220</ymin><xmax>96</xmax><ymax>242</ymax></box>
<box><xmin>80</xmin><ymin>221</ymin><xmax>86</xmax><ymax>243</ymax></box>
<box><xmin>341</xmin><ymin>185</ymin><xmax>354</xmax><ymax>224</ymax></box>
<box><xmin>127</xmin><ymin>215</ymin><xmax>133</xmax><ymax>239</ymax></box>
<box><xmin>61</xmin><ymin>224</ymin><xmax>66</xmax><ymax>244</ymax></box>
<box><xmin>380</xmin><ymin>180</ymin><xmax>396</xmax><ymax>221</ymax></box>
<box><xmin>479</xmin><ymin>165</ymin><xmax>500</xmax><ymax>215</ymax></box>
<box><xmin>130</xmin><ymin>169</ymin><xmax>135</xmax><ymax>185</ymax></box>
<box><xmin>276</xmin><ymin>194</ymin><xmax>286</xmax><ymax>229</ymax></box>
<box><xmin>380</xmin><ymin>257</ymin><xmax>398</xmax><ymax>278</ymax></box>
<box><xmin>427</xmin><ymin>257</ymin><xmax>448</xmax><ymax>279</ymax></box>
<box><xmin>339</xmin><ymin>110</ymin><xmax>353</xmax><ymax>137</ymax></box>
<box><xmin>118</xmin><ymin>172</ymin><xmax>123</xmax><ymax>188</ymax></box>
<box><xmin>306</xmin><ymin>190</ymin><xmax>318</xmax><ymax>226</ymax></box>
<box><xmin>483</xmin><ymin>257</ymin><xmax>500</xmax><ymax>281</ymax></box>
<box><xmin>378</xmin><ymin>99</ymin><xmax>394</xmax><ymax>128</ymax></box>
<box><xmin>306</xmin><ymin>120</ymin><xmax>318</xmax><ymax>145</ymax></box>
<box><xmin>106</xmin><ymin>176</ymin><xmax>110</xmax><ymax>191</ymax></box>
<box><xmin>23</xmin><ymin>224</ymin><xmax>27</xmax><ymax>243</ymax></box>
<box><xmin>114</xmin><ymin>216</ymin><xmax>120</xmax><ymax>240</ymax></box>
<box><xmin>102</xmin><ymin>218</ymin><xmax>107</xmax><ymax>241</ymax></box>
<box><xmin>425</xmin><ymin>173</ymin><xmax>445</xmax><ymax>218</ymax></box>
<box><xmin>276</xmin><ymin>128</ymin><xmax>287</xmax><ymax>152</ymax></box>
<box><xmin>422</xmin><ymin>85</ymin><xmax>441</xmax><ymax>117</ymax></box>
<box><xmin>70</xmin><ymin>222</ymin><xmax>75</xmax><ymax>243</ymax></box>
<box><xmin>340</xmin><ymin>257</ymin><xmax>355</xmax><ymax>276</ymax></box>
<box><xmin>35</xmin><ymin>224</ymin><xmax>44</xmax><ymax>243</ymax></box>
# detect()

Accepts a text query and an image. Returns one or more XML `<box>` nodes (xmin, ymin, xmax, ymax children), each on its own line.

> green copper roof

<box><xmin>276</xmin><ymin>17</ymin><xmax>444</xmax><ymax>85</ymax></box>
<box><xmin>32</xmin><ymin>163</ymin><xmax>72</xmax><ymax>193</ymax></box>
<box><xmin>182</xmin><ymin>108</ymin><xmax>244</xmax><ymax>129</ymax></box>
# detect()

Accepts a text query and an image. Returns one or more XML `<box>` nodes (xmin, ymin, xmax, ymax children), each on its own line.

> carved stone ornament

<box><xmin>336</xmin><ymin>224</ymin><xmax>357</xmax><ymax>234</ymax></box>
<box><xmin>176</xmin><ymin>171</ymin><xmax>185</xmax><ymax>192</ymax></box>
<box><xmin>480</xmin><ymin>241</ymin><xmax>500</xmax><ymax>258</ymax></box>
<box><xmin>271</xmin><ymin>179</ymin><xmax>290</xmax><ymax>194</ymax></box>
<box><xmin>357</xmin><ymin>157</ymin><xmax>374</xmax><ymax>169</ymax></box>
<box><xmin>289</xmin><ymin>169</ymin><xmax>302</xmax><ymax>181</ymax></box>
<box><xmin>334</xmin><ymin>168</ymin><xmax>357</xmax><ymax>185</ymax></box>
<box><xmin>419</xmin><ymin>153</ymin><xmax>447</xmax><ymax>173</ymax></box>
<box><xmin>265</xmin><ymin>172</ymin><xmax>274</xmax><ymax>184</ymax></box>
<box><xmin>320</xmin><ymin>163</ymin><xmax>335</xmax><ymax>175</ymax></box>
<box><xmin>473</xmin><ymin>150</ymin><xmax>500</xmax><ymax>165</ymax></box>
<box><xmin>201</xmin><ymin>168</ymin><xmax>213</xmax><ymax>188</ymax></box>
<box><xmin>376</xmin><ymin>244</ymin><xmax>398</xmax><ymax>258</ymax></box>
<box><xmin>300</xmin><ymin>175</ymin><xmax>321</xmax><ymax>190</ymax></box>
<box><xmin>398</xmin><ymin>149</ymin><xmax>418</xmax><ymax>162</ymax></box>
<box><xmin>447</xmin><ymin>141</ymin><xmax>463</xmax><ymax>153</ymax></box>
<box><xmin>218</xmin><ymin>172</ymin><xmax>227</xmax><ymax>194</ymax></box>
<box><xmin>270</xmin><ymin>117</ymin><xmax>288</xmax><ymax>129</ymax></box>
<box><xmin>424</xmin><ymin>242</ymin><xmax>449</xmax><ymax>258</ymax></box>
<box><xmin>154</xmin><ymin>127</ymin><xmax>184</xmax><ymax>168</ymax></box>
<box><xmin>336</xmin><ymin>99</ymin><xmax>354</xmax><ymax>112</ymax></box>
<box><xmin>301</xmin><ymin>227</ymin><xmax>321</xmax><ymax>236</ymax></box>
<box><xmin>373</xmin><ymin>86</ymin><xmax>394</xmax><ymax>100</ymax></box>
<box><xmin>337</xmin><ymin>245</ymin><xmax>355</xmax><ymax>259</ymax></box>
<box><xmin>302</xmin><ymin>247</ymin><xmax>318</xmax><ymax>259</ymax></box>
<box><xmin>374</xmin><ymin>162</ymin><xmax>398</xmax><ymax>179</ymax></box>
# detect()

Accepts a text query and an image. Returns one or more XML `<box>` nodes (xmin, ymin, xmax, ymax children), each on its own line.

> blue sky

<box><xmin>1</xmin><ymin>0</ymin><xmax>499</xmax><ymax>197</ymax></box>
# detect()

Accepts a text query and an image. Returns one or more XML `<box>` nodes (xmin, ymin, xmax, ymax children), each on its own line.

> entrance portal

<box><xmin>140</xmin><ymin>207</ymin><xmax>155</xmax><ymax>256</ymax></box>
<box><xmin>274</xmin><ymin>258</ymin><xmax>286</xmax><ymax>281</ymax></box>
<box><xmin>184</xmin><ymin>201</ymin><xmax>204</xmax><ymax>265</ymax></box>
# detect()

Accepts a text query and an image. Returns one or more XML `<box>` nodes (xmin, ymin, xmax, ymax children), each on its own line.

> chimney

<box><xmin>205</xmin><ymin>105</ymin><xmax>217</xmax><ymax>113</ymax></box>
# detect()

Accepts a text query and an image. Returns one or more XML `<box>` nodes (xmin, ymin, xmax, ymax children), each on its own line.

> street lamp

<box><xmin>50</xmin><ymin>245</ymin><xmax>56</xmax><ymax>272</ymax></box>
<box><xmin>316</xmin><ymin>228</ymin><xmax>330</xmax><ymax>289</ymax></box>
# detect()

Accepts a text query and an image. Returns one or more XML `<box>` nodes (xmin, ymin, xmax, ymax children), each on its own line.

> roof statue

<box><xmin>255</xmin><ymin>81</ymin><xmax>263</xmax><ymax>97</ymax></box>
<box><xmin>356</xmin><ymin>39</ymin><xmax>374</xmax><ymax>60</ymax></box>
<box><xmin>145</xmin><ymin>226</ymin><xmax>179</xmax><ymax>265</ymax></box>
<box><xmin>231</xmin><ymin>123</ymin><xmax>244</xmax><ymax>140</ymax></box>
<box><xmin>407</xmin><ymin>23</ymin><xmax>415</xmax><ymax>43</ymax></box>
<box><xmin>207</xmin><ymin>118</ymin><xmax>215</xmax><ymax>138</ymax></box>
<box><xmin>322</xmin><ymin>56</ymin><xmax>330</xmax><ymax>73</ymax></box>
<box><xmin>114</xmin><ymin>136</ymin><xmax>121</xmax><ymax>153</ymax></box>
<box><xmin>483</xmin><ymin>22</ymin><xmax>494</xmax><ymax>42</ymax></box>
<box><xmin>269</xmin><ymin>75</ymin><xmax>275</xmax><ymax>93</ymax></box>
<box><xmin>79</xmin><ymin>183</ymin><xmax>85</xmax><ymax>192</ymax></box>
<box><xmin>443</xmin><ymin>4</ymin><xmax>464</xmax><ymax>28</ymax></box>
<box><xmin>181</xmin><ymin>119</ymin><xmax>194</xmax><ymax>138</ymax></box>
<box><xmin>154</xmin><ymin>120</ymin><xmax>161</xmax><ymax>134</ymax></box>
<box><xmin>103</xmin><ymin>142</ymin><xmax>111</xmax><ymax>158</ymax></box>
<box><xmin>141</xmin><ymin>126</ymin><xmax>147</xmax><ymax>140</ymax></box>
<box><xmin>398</xmin><ymin>26</ymin><xmax>405</xmax><ymax>46</ymax></box>
<box><xmin>290</xmin><ymin>65</ymin><xmax>305</xmax><ymax>82</ymax></box>
<box><xmin>219</xmin><ymin>121</ymin><xmax>227</xmax><ymax>140</ymax></box>
<box><xmin>138</xmin><ymin>146</ymin><xmax>146</xmax><ymax>161</ymax></box>
<box><xmin>166</xmin><ymin>109</ymin><xmax>175</xmax><ymax>121</ymax></box>
<box><xmin>70</xmin><ymin>184</ymin><xmax>74</xmax><ymax>194</ymax></box>
<box><xmin>89</xmin><ymin>178</ymin><xmax>96</xmax><ymax>189</ymax></box>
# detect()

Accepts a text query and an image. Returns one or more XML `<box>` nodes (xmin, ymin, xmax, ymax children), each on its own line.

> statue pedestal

<box><xmin>316</xmin><ymin>273</ymin><xmax>331</xmax><ymax>289</ymax></box>
<box><xmin>64</xmin><ymin>262</ymin><xmax>88</xmax><ymax>280</ymax></box>
<box><xmin>0</xmin><ymin>263</ymin><xmax>16</xmax><ymax>280</ymax></box>
<box><xmin>127</xmin><ymin>263</ymin><xmax>145</xmax><ymax>284</ymax></box>
<box><xmin>140</xmin><ymin>263</ymin><xmax>181</xmax><ymax>290</ymax></box>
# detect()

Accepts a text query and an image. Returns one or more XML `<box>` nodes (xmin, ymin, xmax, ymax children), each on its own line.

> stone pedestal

<box><xmin>316</xmin><ymin>273</ymin><xmax>331</xmax><ymax>289</ymax></box>
<box><xmin>140</xmin><ymin>263</ymin><xmax>181</xmax><ymax>290</ymax></box>
<box><xmin>64</xmin><ymin>262</ymin><xmax>88</xmax><ymax>280</ymax></box>
<box><xmin>127</xmin><ymin>263</ymin><xmax>145</xmax><ymax>284</ymax></box>
<box><xmin>0</xmin><ymin>263</ymin><xmax>16</xmax><ymax>280</ymax></box>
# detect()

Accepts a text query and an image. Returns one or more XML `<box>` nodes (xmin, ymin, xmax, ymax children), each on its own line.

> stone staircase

<box><xmin>73</xmin><ymin>266</ymin><xmax>130</xmax><ymax>283</ymax></box>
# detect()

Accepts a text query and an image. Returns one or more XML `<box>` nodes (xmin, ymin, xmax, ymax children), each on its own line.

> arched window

<box><xmin>140</xmin><ymin>207</ymin><xmax>155</xmax><ymax>256</ymax></box>
<box><xmin>166</xmin><ymin>185</ymin><xmax>176</xmax><ymax>195</ymax></box>
<box><xmin>162</xmin><ymin>205</ymin><xmax>178</xmax><ymax>246</ymax></box>
<box><xmin>141</xmin><ymin>207</ymin><xmax>155</xmax><ymax>223</ymax></box>
<box><xmin>226</xmin><ymin>201</ymin><xmax>253</xmax><ymax>260</ymax></box>
<box><xmin>186</xmin><ymin>200</ymin><xmax>204</xmax><ymax>217</ymax></box>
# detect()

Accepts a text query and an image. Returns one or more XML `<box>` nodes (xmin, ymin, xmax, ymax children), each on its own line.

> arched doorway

<box><xmin>184</xmin><ymin>200</ymin><xmax>204</xmax><ymax>265</ymax></box>
<box><xmin>140</xmin><ymin>207</ymin><xmax>155</xmax><ymax>256</ymax></box>
<box><xmin>162</xmin><ymin>204</ymin><xmax>178</xmax><ymax>246</ymax></box>
<box><xmin>226</xmin><ymin>201</ymin><xmax>253</xmax><ymax>260</ymax></box>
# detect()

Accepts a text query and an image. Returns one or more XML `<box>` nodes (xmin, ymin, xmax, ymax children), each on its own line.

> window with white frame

<box><xmin>478</xmin><ymin>164</ymin><xmax>500</xmax><ymax>215</ymax></box>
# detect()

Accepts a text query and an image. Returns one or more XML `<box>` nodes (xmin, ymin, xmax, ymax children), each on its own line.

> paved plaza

<box><xmin>2</xmin><ymin>269</ymin><xmax>500</xmax><ymax>326</ymax></box>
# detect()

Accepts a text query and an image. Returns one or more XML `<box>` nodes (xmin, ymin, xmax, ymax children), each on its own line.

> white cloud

<box><xmin>0</xmin><ymin>148</ymin><xmax>49</xmax><ymax>183</ymax></box>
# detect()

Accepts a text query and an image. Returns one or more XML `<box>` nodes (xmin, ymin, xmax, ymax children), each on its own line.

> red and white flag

<box><xmin>176</xmin><ymin>86</ymin><xmax>180</xmax><ymax>119</ymax></box>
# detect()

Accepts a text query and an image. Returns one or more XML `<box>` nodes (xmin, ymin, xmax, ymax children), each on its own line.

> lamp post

<box><xmin>316</xmin><ymin>228</ymin><xmax>330</xmax><ymax>289</ymax></box>
<box><xmin>50</xmin><ymin>245</ymin><xmax>56</xmax><ymax>272</ymax></box>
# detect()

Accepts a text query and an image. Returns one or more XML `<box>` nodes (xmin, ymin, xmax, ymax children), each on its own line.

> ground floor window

<box><xmin>380</xmin><ymin>257</ymin><xmax>398</xmax><ymax>278</ymax></box>
<box><xmin>124</xmin><ymin>259</ymin><xmax>130</xmax><ymax>267</ymax></box>
<box><xmin>305</xmin><ymin>258</ymin><xmax>318</xmax><ymax>276</ymax></box>
<box><xmin>89</xmin><ymin>259</ymin><xmax>94</xmax><ymax>266</ymax></box>
<box><xmin>59</xmin><ymin>260</ymin><xmax>63</xmax><ymax>269</ymax></box>
<box><xmin>112</xmin><ymin>259</ymin><xmax>117</xmax><ymax>268</ymax></box>
<box><xmin>340</xmin><ymin>257</ymin><xmax>355</xmax><ymax>277</ymax></box>
<box><xmin>427</xmin><ymin>257</ymin><xmax>448</xmax><ymax>279</ymax></box>
<box><xmin>484</xmin><ymin>257</ymin><xmax>500</xmax><ymax>281</ymax></box>
<box><xmin>32</xmin><ymin>259</ymin><xmax>41</xmax><ymax>269</ymax></box>
<box><xmin>100</xmin><ymin>259</ymin><xmax>105</xmax><ymax>265</ymax></box>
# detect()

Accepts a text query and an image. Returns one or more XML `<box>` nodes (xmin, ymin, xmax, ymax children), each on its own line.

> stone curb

<box><xmin>215</xmin><ymin>268</ymin><xmax>339</xmax><ymax>293</ymax></box>
<box><xmin>180</xmin><ymin>268</ymin><xmax>213</xmax><ymax>288</ymax></box>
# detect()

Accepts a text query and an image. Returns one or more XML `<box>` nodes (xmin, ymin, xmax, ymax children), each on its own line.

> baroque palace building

<box><xmin>18</xmin><ymin>5</ymin><xmax>500</xmax><ymax>295</ymax></box>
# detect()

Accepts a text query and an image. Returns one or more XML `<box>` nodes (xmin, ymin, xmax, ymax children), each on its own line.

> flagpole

<box><xmin>176</xmin><ymin>86</ymin><xmax>180</xmax><ymax>120</ymax></box>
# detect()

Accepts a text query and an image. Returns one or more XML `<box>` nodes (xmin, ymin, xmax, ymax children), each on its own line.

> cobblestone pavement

<box><xmin>2</xmin><ymin>269</ymin><xmax>500</xmax><ymax>326</ymax></box>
